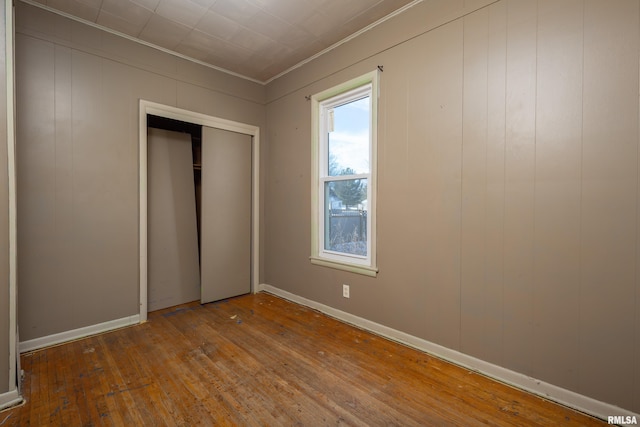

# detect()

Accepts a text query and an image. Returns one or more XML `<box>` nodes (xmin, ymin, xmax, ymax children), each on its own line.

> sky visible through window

<box><xmin>328</xmin><ymin>96</ymin><xmax>370</xmax><ymax>175</ymax></box>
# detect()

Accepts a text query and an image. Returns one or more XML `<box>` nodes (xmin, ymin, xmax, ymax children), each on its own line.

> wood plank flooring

<box><xmin>2</xmin><ymin>292</ymin><xmax>605</xmax><ymax>426</ymax></box>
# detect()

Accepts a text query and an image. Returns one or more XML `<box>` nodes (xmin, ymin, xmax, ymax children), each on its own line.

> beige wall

<box><xmin>14</xmin><ymin>1</ymin><xmax>265</xmax><ymax>341</ymax></box>
<box><xmin>0</xmin><ymin>0</ymin><xmax>10</xmax><ymax>395</ymax></box>
<box><xmin>264</xmin><ymin>0</ymin><xmax>640</xmax><ymax>414</ymax></box>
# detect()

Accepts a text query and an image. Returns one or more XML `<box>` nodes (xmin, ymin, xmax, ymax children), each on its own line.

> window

<box><xmin>310</xmin><ymin>71</ymin><xmax>378</xmax><ymax>277</ymax></box>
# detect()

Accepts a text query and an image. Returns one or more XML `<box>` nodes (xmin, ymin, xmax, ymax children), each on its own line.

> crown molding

<box><xmin>18</xmin><ymin>0</ymin><xmax>423</xmax><ymax>86</ymax></box>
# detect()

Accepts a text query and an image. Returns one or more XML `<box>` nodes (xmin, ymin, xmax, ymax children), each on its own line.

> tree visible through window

<box><xmin>325</xmin><ymin>95</ymin><xmax>369</xmax><ymax>256</ymax></box>
<box><xmin>311</xmin><ymin>71</ymin><xmax>378</xmax><ymax>276</ymax></box>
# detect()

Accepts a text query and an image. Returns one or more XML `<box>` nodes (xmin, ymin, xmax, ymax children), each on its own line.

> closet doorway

<box><xmin>147</xmin><ymin>121</ymin><xmax>201</xmax><ymax>312</ymax></box>
<box><xmin>139</xmin><ymin>100</ymin><xmax>260</xmax><ymax>322</ymax></box>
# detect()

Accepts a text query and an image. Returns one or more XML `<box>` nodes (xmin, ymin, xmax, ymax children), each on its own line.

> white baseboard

<box><xmin>0</xmin><ymin>389</ymin><xmax>22</xmax><ymax>412</ymax></box>
<box><xmin>19</xmin><ymin>314</ymin><xmax>141</xmax><ymax>353</ymax></box>
<box><xmin>258</xmin><ymin>283</ymin><xmax>638</xmax><ymax>423</ymax></box>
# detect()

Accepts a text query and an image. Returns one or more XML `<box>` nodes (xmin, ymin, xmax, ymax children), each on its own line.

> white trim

<box><xmin>258</xmin><ymin>283</ymin><xmax>638</xmax><ymax>422</ymax></box>
<box><xmin>19</xmin><ymin>314</ymin><xmax>140</xmax><ymax>353</ymax></box>
<box><xmin>5</xmin><ymin>0</ymin><xmax>19</xmax><ymax>399</ymax></box>
<box><xmin>309</xmin><ymin>256</ymin><xmax>378</xmax><ymax>277</ymax></box>
<box><xmin>311</xmin><ymin>71</ymin><xmax>378</xmax><ymax>276</ymax></box>
<box><xmin>0</xmin><ymin>389</ymin><xmax>22</xmax><ymax>411</ymax></box>
<box><xmin>139</xmin><ymin>100</ymin><xmax>260</xmax><ymax>323</ymax></box>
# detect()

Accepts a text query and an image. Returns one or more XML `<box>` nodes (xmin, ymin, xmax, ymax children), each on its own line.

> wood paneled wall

<box><xmin>14</xmin><ymin>1</ymin><xmax>266</xmax><ymax>342</ymax></box>
<box><xmin>264</xmin><ymin>0</ymin><xmax>640</xmax><ymax>414</ymax></box>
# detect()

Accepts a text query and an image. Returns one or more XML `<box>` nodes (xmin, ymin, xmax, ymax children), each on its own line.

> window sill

<box><xmin>309</xmin><ymin>256</ymin><xmax>378</xmax><ymax>277</ymax></box>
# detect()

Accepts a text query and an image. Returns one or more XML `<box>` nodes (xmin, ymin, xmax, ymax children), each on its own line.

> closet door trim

<box><xmin>138</xmin><ymin>100</ymin><xmax>260</xmax><ymax>322</ymax></box>
<box><xmin>3</xmin><ymin>0</ymin><xmax>22</xmax><ymax>407</ymax></box>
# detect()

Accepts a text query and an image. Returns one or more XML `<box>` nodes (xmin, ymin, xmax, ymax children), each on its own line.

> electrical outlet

<box><xmin>343</xmin><ymin>284</ymin><xmax>350</xmax><ymax>298</ymax></box>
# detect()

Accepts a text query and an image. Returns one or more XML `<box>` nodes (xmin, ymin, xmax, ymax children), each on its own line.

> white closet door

<box><xmin>147</xmin><ymin>128</ymin><xmax>201</xmax><ymax>311</ymax></box>
<box><xmin>200</xmin><ymin>127</ymin><xmax>252</xmax><ymax>303</ymax></box>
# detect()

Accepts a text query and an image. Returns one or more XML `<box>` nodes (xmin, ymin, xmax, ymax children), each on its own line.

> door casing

<box><xmin>138</xmin><ymin>100</ymin><xmax>260</xmax><ymax>322</ymax></box>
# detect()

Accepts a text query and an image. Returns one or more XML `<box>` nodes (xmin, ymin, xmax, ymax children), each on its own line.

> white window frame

<box><xmin>310</xmin><ymin>70</ymin><xmax>379</xmax><ymax>277</ymax></box>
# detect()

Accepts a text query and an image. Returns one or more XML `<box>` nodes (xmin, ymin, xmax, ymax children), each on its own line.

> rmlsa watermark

<box><xmin>608</xmin><ymin>415</ymin><xmax>638</xmax><ymax>425</ymax></box>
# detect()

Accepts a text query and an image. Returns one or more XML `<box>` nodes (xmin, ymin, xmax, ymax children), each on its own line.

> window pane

<box><xmin>328</xmin><ymin>96</ymin><xmax>370</xmax><ymax>176</ymax></box>
<box><xmin>324</xmin><ymin>180</ymin><xmax>368</xmax><ymax>256</ymax></box>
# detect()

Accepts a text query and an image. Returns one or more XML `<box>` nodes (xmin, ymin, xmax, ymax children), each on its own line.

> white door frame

<box><xmin>138</xmin><ymin>100</ymin><xmax>260</xmax><ymax>322</ymax></box>
<box><xmin>1</xmin><ymin>0</ymin><xmax>22</xmax><ymax>410</ymax></box>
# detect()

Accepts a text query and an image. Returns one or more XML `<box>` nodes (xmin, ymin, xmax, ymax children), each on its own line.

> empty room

<box><xmin>1</xmin><ymin>0</ymin><xmax>640</xmax><ymax>425</ymax></box>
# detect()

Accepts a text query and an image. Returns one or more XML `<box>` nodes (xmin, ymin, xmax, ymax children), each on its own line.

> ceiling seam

<box><xmin>19</xmin><ymin>0</ymin><xmax>265</xmax><ymax>84</ymax></box>
<box><xmin>18</xmin><ymin>0</ymin><xmax>424</xmax><ymax>86</ymax></box>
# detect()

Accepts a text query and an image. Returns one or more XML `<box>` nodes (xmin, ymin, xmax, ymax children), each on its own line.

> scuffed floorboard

<box><xmin>2</xmin><ymin>292</ymin><xmax>605</xmax><ymax>426</ymax></box>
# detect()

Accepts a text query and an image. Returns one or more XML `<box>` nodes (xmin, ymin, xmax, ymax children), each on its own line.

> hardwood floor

<box><xmin>2</xmin><ymin>292</ymin><xmax>605</xmax><ymax>426</ymax></box>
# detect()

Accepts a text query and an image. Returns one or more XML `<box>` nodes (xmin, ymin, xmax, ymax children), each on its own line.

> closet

<box><xmin>147</xmin><ymin>116</ymin><xmax>251</xmax><ymax>312</ymax></box>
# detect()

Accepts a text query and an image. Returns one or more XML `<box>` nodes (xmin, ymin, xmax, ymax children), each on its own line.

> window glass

<box><xmin>324</xmin><ymin>180</ymin><xmax>368</xmax><ymax>256</ymax></box>
<box><xmin>328</xmin><ymin>97</ymin><xmax>370</xmax><ymax>176</ymax></box>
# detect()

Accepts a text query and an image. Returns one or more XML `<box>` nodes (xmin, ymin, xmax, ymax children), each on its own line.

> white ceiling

<box><xmin>26</xmin><ymin>0</ymin><xmax>417</xmax><ymax>83</ymax></box>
